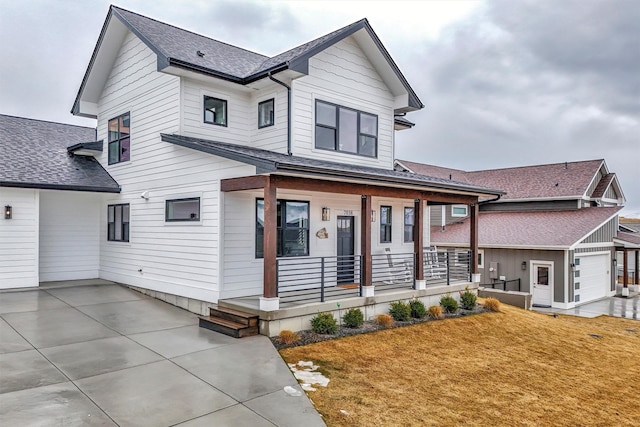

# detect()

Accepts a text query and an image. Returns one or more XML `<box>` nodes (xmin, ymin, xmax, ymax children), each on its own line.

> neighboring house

<box><xmin>395</xmin><ymin>159</ymin><xmax>635</xmax><ymax>308</ymax></box>
<box><xmin>1</xmin><ymin>6</ymin><xmax>502</xmax><ymax>327</ymax></box>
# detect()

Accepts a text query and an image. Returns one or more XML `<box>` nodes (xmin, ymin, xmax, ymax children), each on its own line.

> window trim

<box><xmin>403</xmin><ymin>206</ymin><xmax>414</xmax><ymax>243</ymax></box>
<box><xmin>165</xmin><ymin>197</ymin><xmax>201</xmax><ymax>222</ymax></box>
<box><xmin>107</xmin><ymin>203</ymin><xmax>130</xmax><ymax>242</ymax></box>
<box><xmin>258</xmin><ymin>98</ymin><xmax>275</xmax><ymax>129</ymax></box>
<box><xmin>255</xmin><ymin>198</ymin><xmax>310</xmax><ymax>258</ymax></box>
<box><xmin>451</xmin><ymin>204</ymin><xmax>468</xmax><ymax>217</ymax></box>
<box><xmin>107</xmin><ymin>112</ymin><xmax>130</xmax><ymax>165</ymax></box>
<box><xmin>314</xmin><ymin>100</ymin><xmax>378</xmax><ymax>158</ymax></box>
<box><xmin>477</xmin><ymin>249</ymin><xmax>484</xmax><ymax>269</ymax></box>
<box><xmin>203</xmin><ymin>95</ymin><xmax>228</xmax><ymax>127</ymax></box>
<box><xmin>380</xmin><ymin>205</ymin><xmax>392</xmax><ymax>243</ymax></box>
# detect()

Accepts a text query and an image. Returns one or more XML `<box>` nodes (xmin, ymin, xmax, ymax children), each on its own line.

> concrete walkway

<box><xmin>532</xmin><ymin>295</ymin><xmax>639</xmax><ymax>320</ymax></box>
<box><xmin>0</xmin><ymin>281</ymin><xmax>325</xmax><ymax>426</ymax></box>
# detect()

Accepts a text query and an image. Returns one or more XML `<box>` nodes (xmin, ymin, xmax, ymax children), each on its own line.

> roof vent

<box><xmin>564</xmin><ymin>161</ymin><xmax>568</xmax><ymax>169</ymax></box>
<box><xmin>196</xmin><ymin>50</ymin><xmax>205</xmax><ymax>57</ymax></box>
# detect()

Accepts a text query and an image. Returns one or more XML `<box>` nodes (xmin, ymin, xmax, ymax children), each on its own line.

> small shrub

<box><xmin>440</xmin><ymin>294</ymin><xmax>459</xmax><ymax>313</ymax></box>
<box><xmin>483</xmin><ymin>297</ymin><xmax>502</xmax><ymax>312</ymax></box>
<box><xmin>375</xmin><ymin>313</ymin><xmax>395</xmax><ymax>328</ymax></box>
<box><xmin>310</xmin><ymin>312</ymin><xmax>338</xmax><ymax>334</ymax></box>
<box><xmin>389</xmin><ymin>301</ymin><xmax>411</xmax><ymax>321</ymax></box>
<box><xmin>409</xmin><ymin>299</ymin><xmax>427</xmax><ymax>319</ymax></box>
<box><xmin>343</xmin><ymin>308</ymin><xmax>364</xmax><ymax>328</ymax></box>
<box><xmin>460</xmin><ymin>288</ymin><xmax>478</xmax><ymax>310</ymax></box>
<box><xmin>278</xmin><ymin>330</ymin><xmax>300</xmax><ymax>345</ymax></box>
<box><xmin>428</xmin><ymin>305</ymin><xmax>444</xmax><ymax>319</ymax></box>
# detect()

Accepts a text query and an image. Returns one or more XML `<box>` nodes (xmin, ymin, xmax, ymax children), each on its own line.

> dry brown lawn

<box><xmin>280</xmin><ymin>304</ymin><xmax>640</xmax><ymax>426</ymax></box>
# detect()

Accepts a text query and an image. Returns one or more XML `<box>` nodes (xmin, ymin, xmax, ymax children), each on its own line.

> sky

<box><xmin>1</xmin><ymin>0</ymin><xmax>638</xmax><ymax>216</ymax></box>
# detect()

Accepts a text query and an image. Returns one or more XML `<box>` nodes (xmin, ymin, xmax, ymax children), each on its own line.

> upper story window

<box><xmin>108</xmin><ymin>112</ymin><xmax>130</xmax><ymax>165</ymax></box>
<box><xmin>315</xmin><ymin>100</ymin><xmax>378</xmax><ymax>157</ymax></box>
<box><xmin>451</xmin><ymin>205</ymin><xmax>468</xmax><ymax>217</ymax></box>
<box><xmin>204</xmin><ymin>96</ymin><xmax>227</xmax><ymax>126</ymax></box>
<box><xmin>258</xmin><ymin>99</ymin><xmax>275</xmax><ymax>128</ymax></box>
<box><xmin>256</xmin><ymin>199</ymin><xmax>309</xmax><ymax>258</ymax></box>
<box><xmin>107</xmin><ymin>204</ymin><xmax>129</xmax><ymax>242</ymax></box>
<box><xmin>380</xmin><ymin>206</ymin><xmax>392</xmax><ymax>243</ymax></box>
<box><xmin>166</xmin><ymin>198</ymin><xmax>200</xmax><ymax>222</ymax></box>
<box><xmin>404</xmin><ymin>207</ymin><xmax>414</xmax><ymax>243</ymax></box>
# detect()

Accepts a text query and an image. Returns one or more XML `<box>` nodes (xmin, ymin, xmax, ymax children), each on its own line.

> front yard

<box><xmin>280</xmin><ymin>304</ymin><xmax>640</xmax><ymax>426</ymax></box>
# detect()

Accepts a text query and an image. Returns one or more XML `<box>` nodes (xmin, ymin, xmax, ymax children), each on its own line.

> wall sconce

<box><xmin>4</xmin><ymin>205</ymin><xmax>11</xmax><ymax>219</ymax></box>
<box><xmin>570</xmin><ymin>263</ymin><xmax>576</xmax><ymax>272</ymax></box>
<box><xmin>371</xmin><ymin>210</ymin><xmax>376</xmax><ymax>222</ymax></box>
<box><xmin>521</xmin><ymin>261</ymin><xmax>527</xmax><ymax>270</ymax></box>
<box><xmin>321</xmin><ymin>207</ymin><xmax>330</xmax><ymax>221</ymax></box>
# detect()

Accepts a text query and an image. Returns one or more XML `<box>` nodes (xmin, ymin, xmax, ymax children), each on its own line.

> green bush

<box><xmin>343</xmin><ymin>308</ymin><xmax>364</xmax><ymax>328</ymax></box>
<box><xmin>310</xmin><ymin>312</ymin><xmax>338</xmax><ymax>334</ymax></box>
<box><xmin>389</xmin><ymin>301</ymin><xmax>411</xmax><ymax>321</ymax></box>
<box><xmin>439</xmin><ymin>295</ymin><xmax>459</xmax><ymax>313</ymax></box>
<box><xmin>460</xmin><ymin>288</ymin><xmax>477</xmax><ymax>310</ymax></box>
<box><xmin>409</xmin><ymin>299</ymin><xmax>427</xmax><ymax>319</ymax></box>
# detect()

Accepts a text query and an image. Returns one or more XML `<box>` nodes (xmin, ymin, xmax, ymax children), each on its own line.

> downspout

<box><xmin>268</xmin><ymin>71</ymin><xmax>292</xmax><ymax>156</ymax></box>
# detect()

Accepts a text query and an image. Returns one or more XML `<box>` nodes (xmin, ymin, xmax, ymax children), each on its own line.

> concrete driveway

<box><xmin>533</xmin><ymin>295</ymin><xmax>639</xmax><ymax>320</ymax></box>
<box><xmin>0</xmin><ymin>281</ymin><xmax>325</xmax><ymax>426</ymax></box>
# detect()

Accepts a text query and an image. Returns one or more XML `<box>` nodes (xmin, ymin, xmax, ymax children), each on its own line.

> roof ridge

<box><xmin>0</xmin><ymin>114</ymin><xmax>95</xmax><ymax>131</ymax></box>
<box><xmin>466</xmin><ymin>159</ymin><xmax>604</xmax><ymax>174</ymax></box>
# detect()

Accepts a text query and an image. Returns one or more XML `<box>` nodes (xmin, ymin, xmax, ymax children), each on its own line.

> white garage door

<box><xmin>575</xmin><ymin>253</ymin><xmax>610</xmax><ymax>304</ymax></box>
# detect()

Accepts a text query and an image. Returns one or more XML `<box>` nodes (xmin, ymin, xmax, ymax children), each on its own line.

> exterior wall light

<box><xmin>322</xmin><ymin>207</ymin><xmax>330</xmax><ymax>221</ymax></box>
<box><xmin>521</xmin><ymin>261</ymin><xmax>527</xmax><ymax>270</ymax></box>
<box><xmin>4</xmin><ymin>205</ymin><xmax>12</xmax><ymax>219</ymax></box>
<box><xmin>371</xmin><ymin>210</ymin><xmax>376</xmax><ymax>222</ymax></box>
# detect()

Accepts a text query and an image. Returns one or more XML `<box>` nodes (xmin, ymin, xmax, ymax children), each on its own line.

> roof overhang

<box><xmin>67</xmin><ymin>140</ymin><xmax>103</xmax><ymax>157</ymax></box>
<box><xmin>0</xmin><ymin>181</ymin><xmax>120</xmax><ymax>193</ymax></box>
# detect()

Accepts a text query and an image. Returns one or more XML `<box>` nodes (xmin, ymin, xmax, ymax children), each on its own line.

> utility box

<box><xmin>489</xmin><ymin>262</ymin><xmax>499</xmax><ymax>279</ymax></box>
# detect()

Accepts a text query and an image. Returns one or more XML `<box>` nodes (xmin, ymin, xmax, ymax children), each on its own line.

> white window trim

<box><xmin>451</xmin><ymin>204</ymin><xmax>468</xmax><ymax>217</ymax></box>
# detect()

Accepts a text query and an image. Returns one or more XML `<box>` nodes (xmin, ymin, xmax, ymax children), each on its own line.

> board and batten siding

<box><xmin>480</xmin><ymin>200</ymin><xmax>578</xmax><ymax>212</ymax></box>
<box><xmin>291</xmin><ymin>36</ymin><xmax>395</xmax><ymax>169</ymax></box>
<box><xmin>39</xmin><ymin>191</ymin><xmax>101</xmax><ymax>282</ymax></box>
<box><xmin>0</xmin><ymin>188</ymin><xmax>39</xmax><ymax>288</ymax></box>
<box><xmin>580</xmin><ymin>217</ymin><xmax>618</xmax><ymax>244</ymax></box>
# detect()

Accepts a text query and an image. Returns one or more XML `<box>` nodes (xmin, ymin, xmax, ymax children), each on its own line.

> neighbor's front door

<box><xmin>337</xmin><ymin>216</ymin><xmax>355</xmax><ymax>284</ymax></box>
<box><xmin>531</xmin><ymin>261</ymin><xmax>553</xmax><ymax>307</ymax></box>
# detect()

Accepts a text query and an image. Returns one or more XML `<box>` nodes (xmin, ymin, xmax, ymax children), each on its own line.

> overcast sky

<box><xmin>1</xmin><ymin>0</ymin><xmax>638</xmax><ymax>216</ymax></box>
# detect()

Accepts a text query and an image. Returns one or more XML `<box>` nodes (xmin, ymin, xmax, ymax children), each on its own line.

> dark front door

<box><xmin>337</xmin><ymin>216</ymin><xmax>355</xmax><ymax>284</ymax></box>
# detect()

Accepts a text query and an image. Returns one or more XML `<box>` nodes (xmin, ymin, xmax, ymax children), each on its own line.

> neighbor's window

<box><xmin>258</xmin><ymin>98</ymin><xmax>274</xmax><ymax>128</ymax></box>
<box><xmin>204</xmin><ymin>96</ymin><xmax>227</xmax><ymax>126</ymax></box>
<box><xmin>315</xmin><ymin>100</ymin><xmax>377</xmax><ymax>157</ymax></box>
<box><xmin>108</xmin><ymin>112</ymin><xmax>130</xmax><ymax>165</ymax></box>
<box><xmin>256</xmin><ymin>199</ymin><xmax>309</xmax><ymax>258</ymax></box>
<box><xmin>107</xmin><ymin>204</ymin><xmax>130</xmax><ymax>242</ymax></box>
<box><xmin>451</xmin><ymin>205</ymin><xmax>468</xmax><ymax>217</ymax></box>
<box><xmin>404</xmin><ymin>207</ymin><xmax>414</xmax><ymax>243</ymax></box>
<box><xmin>380</xmin><ymin>206</ymin><xmax>392</xmax><ymax>243</ymax></box>
<box><xmin>166</xmin><ymin>198</ymin><xmax>200</xmax><ymax>222</ymax></box>
<box><xmin>477</xmin><ymin>250</ymin><xmax>484</xmax><ymax>268</ymax></box>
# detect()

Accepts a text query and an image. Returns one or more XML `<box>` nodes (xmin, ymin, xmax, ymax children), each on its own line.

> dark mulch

<box><xmin>271</xmin><ymin>306</ymin><xmax>487</xmax><ymax>350</ymax></box>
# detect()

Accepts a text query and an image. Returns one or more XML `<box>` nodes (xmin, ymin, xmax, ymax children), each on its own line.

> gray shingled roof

<box><xmin>0</xmin><ymin>115</ymin><xmax>120</xmax><ymax>192</ymax></box>
<box><xmin>161</xmin><ymin>133</ymin><xmax>503</xmax><ymax>197</ymax></box>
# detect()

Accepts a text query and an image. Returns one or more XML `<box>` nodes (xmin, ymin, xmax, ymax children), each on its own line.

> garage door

<box><xmin>574</xmin><ymin>253</ymin><xmax>610</xmax><ymax>304</ymax></box>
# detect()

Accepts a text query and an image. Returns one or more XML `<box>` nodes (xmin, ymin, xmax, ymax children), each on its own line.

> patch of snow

<box><xmin>288</xmin><ymin>360</ymin><xmax>330</xmax><ymax>391</ymax></box>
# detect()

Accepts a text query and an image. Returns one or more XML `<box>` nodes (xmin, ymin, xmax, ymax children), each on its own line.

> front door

<box><xmin>337</xmin><ymin>216</ymin><xmax>355</xmax><ymax>284</ymax></box>
<box><xmin>531</xmin><ymin>261</ymin><xmax>553</xmax><ymax>307</ymax></box>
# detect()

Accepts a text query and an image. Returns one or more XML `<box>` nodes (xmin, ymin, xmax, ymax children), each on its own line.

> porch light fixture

<box><xmin>571</xmin><ymin>263</ymin><xmax>576</xmax><ymax>272</ymax></box>
<box><xmin>4</xmin><ymin>205</ymin><xmax>12</xmax><ymax>219</ymax></box>
<box><xmin>322</xmin><ymin>207</ymin><xmax>330</xmax><ymax>221</ymax></box>
<box><xmin>521</xmin><ymin>261</ymin><xmax>527</xmax><ymax>270</ymax></box>
<box><xmin>371</xmin><ymin>210</ymin><xmax>376</xmax><ymax>222</ymax></box>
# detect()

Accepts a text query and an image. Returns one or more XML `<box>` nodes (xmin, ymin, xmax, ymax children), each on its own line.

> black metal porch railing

<box><xmin>372</xmin><ymin>252</ymin><xmax>415</xmax><ymax>291</ymax></box>
<box><xmin>488</xmin><ymin>278</ymin><xmax>522</xmax><ymax>292</ymax></box>
<box><xmin>423</xmin><ymin>248</ymin><xmax>471</xmax><ymax>287</ymax></box>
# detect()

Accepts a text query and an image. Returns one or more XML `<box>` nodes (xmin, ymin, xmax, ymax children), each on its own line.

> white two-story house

<box><xmin>1</xmin><ymin>6</ymin><xmax>502</xmax><ymax>332</ymax></box>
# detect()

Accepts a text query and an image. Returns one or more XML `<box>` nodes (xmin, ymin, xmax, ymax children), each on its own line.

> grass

<box><xmin>280</xmin><ymin>304</ymin><xmax>640</xmax><ymax>426</ymax></box>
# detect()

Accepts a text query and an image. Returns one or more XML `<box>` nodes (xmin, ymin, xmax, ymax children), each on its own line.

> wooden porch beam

<box><xmin>221</xmin><ymin>175</ymin><xmax>267</xmax><ymax>192</ymax></box>
<box><xmin>414</xmin><ymin>198</ymin><xmax>424</xmax><ymax>280</ymax></box>
<box><xmin>263</xmin><ymin>177</ymin><xmax>277</xmax><ymax>298</ymax></box>
<box><xmin>361</xmin><ymin>195</ymin><xmax>372</xmax><ymax>287</ymax></box>
<box><xmin>470</xmin><ymin>201</ymin><xmax>479</xmax><ymax>274</ymax></box>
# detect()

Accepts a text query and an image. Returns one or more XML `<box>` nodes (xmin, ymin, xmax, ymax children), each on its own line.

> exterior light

<box><xmin>322</xmin><ymin>207</ymin><xmax>330</xmax><ymax>221</ymax></box>
<box><xmin>521</xmin><ymin>261</ymin><xmax>527</xmax><ymax>270</ymax></box>
<box><xmin>4</xmin><ymin>205</ymin><xmax>12</xmax><ymax>219</ymax></box>
<box><xmin>371</xmin><ymin>210</ymin><xmax>376</xmax><ymax>222</ymax></box>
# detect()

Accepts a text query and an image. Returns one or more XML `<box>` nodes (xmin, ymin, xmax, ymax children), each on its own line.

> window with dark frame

<box><xmin>108</xmin><ymin>112</ymin><xmax>130</xmax><ymax>165</ymax></box>
<box><xmin>256</xmin><ymin>199</ymin><xmax>309</xmax><ymax>258</ymax></box>
<box><xmin>258</xmin><ymin>98</ymin><xmax>274</xmax><ymax>128</ymax></box>
<box><xmin>204</xmin><ymin>96</ymin><xmax>227</xmax><ymax>126</ymax></box>
<box><xmin>166</xmin><ymin>198</ymin><xmax>200</xmax><ymax>222</ymax></box>
<box><xmin>315</xmin><ymin>100</ymin><xmax>378</xmax><ymax>157</ymax></box>
<box><xmin>380</xmin><ymin>206</ymin><xmax>392</xmax><ymax>243</ymax></box>
<box><xmin>107</xmin><ymin>204</ymin><xmax>130</xmax><ymax>242</ymax></box>
<box><xmin>404</xmin><ymin>207</ymin><xmax>414</xmax><ymax>243</ymax></box>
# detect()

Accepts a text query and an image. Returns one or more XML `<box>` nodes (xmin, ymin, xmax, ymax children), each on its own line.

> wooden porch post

<box><xmin>263</xmin><ymin>176</ymin><xmax>277</xmax><ymax>298</ymax></box>
<box><xmin>635</xmin><ymin>250</ymin><xmax>639</xmax><ymax>285</ymax></box>
<box><xmin>470</xmin><ymin>201</ymin><xmax>479</xmax><ymax>274</ymax></box>
<box><xmin>361</xmin><ymin>195</ymin><xmax>372</xmax><ymax>287</ymax></box>
<box><xmin>414</xmin><ymin>198</ymin><xmax>424</xmax><ymax>280</ymax></box>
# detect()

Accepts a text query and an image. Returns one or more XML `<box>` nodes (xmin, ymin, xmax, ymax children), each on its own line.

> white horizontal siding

<box><xmin>39</xmin><ymin>191</ymin><xmax>101</xmax><ymax>282</ymax></box>
<box><xmin>0</xmin><ymin>188</ymin><xmax>38</xmax><ymax>288</ymax></box>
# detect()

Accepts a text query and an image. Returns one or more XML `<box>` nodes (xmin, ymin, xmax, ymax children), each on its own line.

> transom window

<box><xmin>451</xmin><ymin>205</ymin><xmax>468</xmax><ymax>217</ymax></box>
<box><xmin>107</xmin><ymin>204</ymin><xmax>130</xmax><ymax>242</ymax></box>
<box><xmin>380</xmin><ymin>206</ymin><xmax>392</xmax><ymax>243</ymax></box>
<box><xmin>108</xmin><ymin>112</ymin><xmax>130</xmax><ymax>165</ymax></box>
<box><xmin>258</xmin><ymin>98</ymin><xmax>274</xmax><ymax>128</ymax></box>
<box><xmin>166</xmin><ymin>198</ymin><xmax>200</xmax><ymax>222</ymax></box>
<box><xmin>256</xmin><ymin>199</ymin><xmax>309</xmax><ymax>258</ymax></box>
<box><xmin>404</xmin><ymin>207</ymin><xmax>414</xmax><ymax>243</ymax></box>
<box><xmin>204</xmin><ymin>96</ymin><xmax>227</xmax><ymax>126</ymax></box>
<box><xmin>315</xmin><ymin>100</ymin><xmax>378</xmax><ymax>157</ymax></box>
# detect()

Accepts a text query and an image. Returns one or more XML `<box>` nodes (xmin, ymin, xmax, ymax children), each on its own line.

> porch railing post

<box><xmin>468</xmin><ymin>250</ymin><xmax>472</xmax><ymax>282</ymax></box>
<box><xmin>359</xmin><ymin>255</ymin><xmax>363</xmax><ymax>297</ymax></box>
<box><xmin>446</xmin><ymin>252</ymin><xmax>451</xmax><ymax>286</ymax></box>
<box><xmin>321</xmin><ymin>257</ymin><xmax>325</xmax><ymax>302</ymax></box>
<box><xmin>275</xmin><ymin>259</ymin><xmax>279</xmax><ymax>296</ymax></box>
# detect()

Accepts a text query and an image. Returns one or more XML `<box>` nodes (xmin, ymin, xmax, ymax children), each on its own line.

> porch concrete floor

<box><xmin>0</xmin><ymin>280</ymin><xmax>324</xmax><ymax>427</ymax></box>
<box><xmin>532</xmin><ymin>294</ymin><xmax>639</xmax><ymax>320</ymax></box>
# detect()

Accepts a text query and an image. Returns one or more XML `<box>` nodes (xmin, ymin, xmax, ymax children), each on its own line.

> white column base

<box><xmin>415</xmin><ymin>280</ymin><xmax>426</xmax><ymax>290</ymax></box>
<box><xmin>259</xmin><ymin>297</ymin><xmax>280</xmax><ymax>311</ymax></box>
<box><xmin>471</xmin><ymin>273</ymin><xmax>481</xmax><ymax>283</ymax></box>
<box><xmin>621</xmin><ymin>287</ymin><xmax>630</xmax><ymax>297</ymax></box>
<box><xmin>362</xmin><ymin>285</ymin><xmax>375</xmax><ymax>297</ymax></box>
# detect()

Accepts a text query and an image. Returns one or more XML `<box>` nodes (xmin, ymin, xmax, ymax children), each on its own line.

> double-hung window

<box><xmin>258</xmin><ymin>98</ymin><xmax>274</xmax><ymax>128</ymax></box>
<box><xmin>315</xmin><ymin>100</ymin><xmax>378</xmax><ymax>157</ymax></box>
<box><xmin>404</xmin><ymin>207</ymin><xmax>414</xmax><ymax>243</ymax></box>
<box><xmin>256</xmin><ymin>199</ymin><xmax>309</xmax><ymax>258</ymax></box>
<box><xmin>166</xmin><ymin>198</ymin><xmax>200</xmax><ymax>222</ymax></box>
<box><xmin>204</xmin><ymin>96</ymin><xmax>227</xmax><ymax>126</ymax></box>
<box><xmin>108</xmin><ymin>112</ymin><xmax>130</xmax><ymax>165</ymax></box>
<box><xmin>107</xmin><ymin>204</ymin><xmax>130</xmax><ymax>242</ymax></box>
<box><xmin>380</xmin><ymin>206</ymin><xmax>392</xmax><ymax>243</ymax></box>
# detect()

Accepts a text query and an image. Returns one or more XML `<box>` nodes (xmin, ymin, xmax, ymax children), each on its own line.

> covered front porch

<box><xmin>615</xmin><ymin>232</ymin><xmax>640</xmax><ymax>296</ymax></box>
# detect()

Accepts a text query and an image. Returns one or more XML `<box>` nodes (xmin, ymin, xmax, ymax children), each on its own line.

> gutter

<box><xmin>479</xmin><ymin>193</ymin><xmax>502</xmax><ymax>204</ymax></box>
<box><xmin>268</xmin><ymin>71</ymin><xmax>292</xmax><ymax>156</ymax></box>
